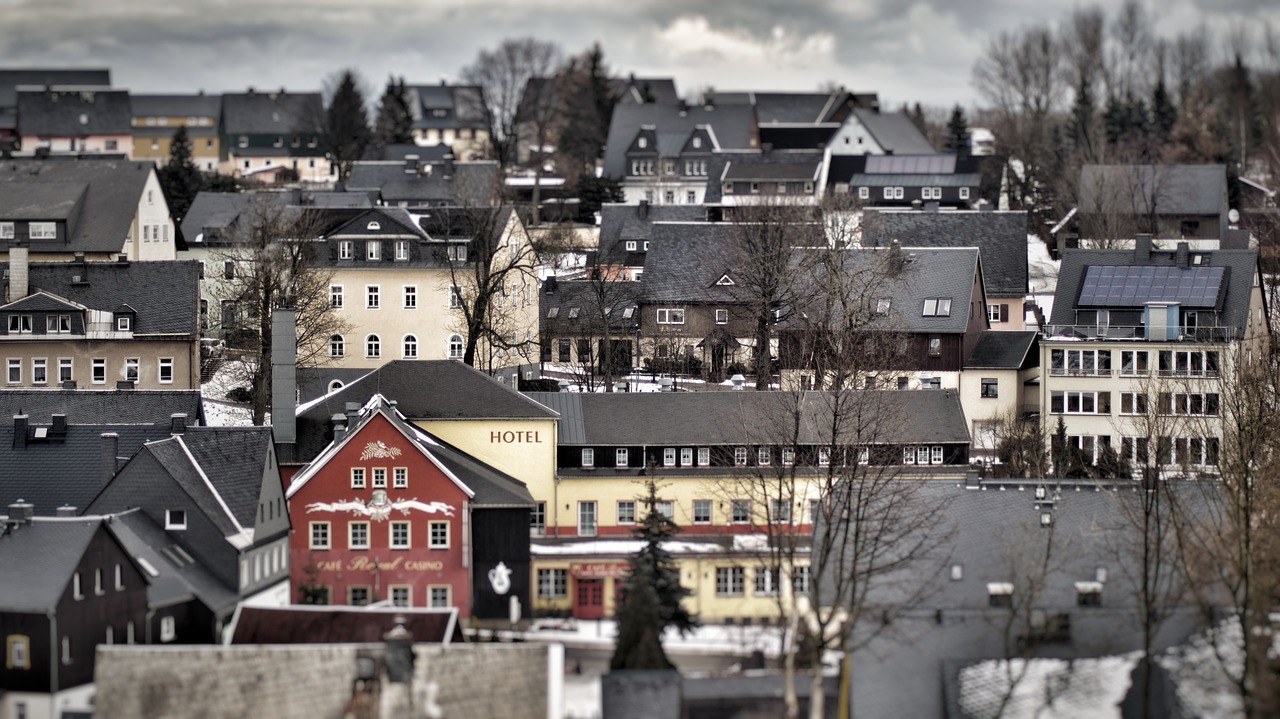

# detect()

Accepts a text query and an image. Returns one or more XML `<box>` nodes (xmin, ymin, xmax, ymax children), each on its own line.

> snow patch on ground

<box><xmin>959</xmin><ymin>652</ymin><xmax>1139</xmax><ymax>719</ymax></box>
<box><xmin>1027</xmin><ymin>233</ymin><xmax>1060</xmax><ymax>324</ymax></box>
<box><xmin>1158</xmin><ymin>620</ymin><xmax>1246</xmax><ymax>719</ymax></box>
<box><xmin>200</xmin><ymin>360</ymin><xmax>265</xmax><ymax>428</ymax></box>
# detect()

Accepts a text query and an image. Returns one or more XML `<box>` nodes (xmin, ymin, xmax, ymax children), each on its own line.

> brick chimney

<box><xmin>9</xmin><ymin>242</ymin><xmax>27</xmax><ymax>301</ymax></box>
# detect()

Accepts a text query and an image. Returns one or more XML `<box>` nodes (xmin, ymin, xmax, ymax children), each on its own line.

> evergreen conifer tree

<box><xmin>157</xmin><ymin>125</ymin><xmax>203</xmax><ymax>223</ymax></box>
<box><xmin>610</xmin><ymin>479</ymin><xmax>697</xmax><ymax>671</ymax></box>
<box><xmin>373</xmin><ymin>76</ymin><xmax>414</xmax><ymax>148</ymax></box>
<box><xmin>945</xmin><ymin>104</ymin><xmax>970</xmax><ymax>155</ymax></box>
<box><xmin>321</xmin><ymin>70</ymin><xmax>372</xmax><ymax>183</ymax></box>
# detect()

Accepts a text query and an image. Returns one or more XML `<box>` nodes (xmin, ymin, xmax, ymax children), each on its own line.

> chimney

<box><xmin>9</xmin><ymin>243</ymin><xmax>27</xmax><ymax>301</ymax></box>
<box><xmin>442</xmin><ymin>153</ymin><xmax>455</xmax><ymax>179</ymax></box>
<box><xmin>101</xmin><ymin>432</ymin><xmax>119</xmax><ymax>484</ymax></box>
<box><xmin>56</xmin><ymin>505</ymin><xmax>76</xmax><ymax>517</ymax></box>
<box><xmin>7</xmin><ymin>501</ymin><xmax>33</xmax><ymax>524</ymax></box>
<box><xmin>170</xmin><ymin>413</ymin><xmax>187</xmax><ymax>435</ymax></box>
<box><xmin>271</xmin><ymin>309</ymin><xmax>298</xmax><ymax>445</ymax></box>
<box><xmin>543</xmin><ymin>275</ymin><xmax>558</xmax><ymax>294</ymax></box>
<box><xmin>1176</xmin><ymin>241</ymin><xmax>1190</xmax><ymax>267</ymax></box>
<box><xmin>13</xmin><ymin>415</ymin><xmax>27</xmax><ymax>449</ymax></box>
<box><xmin>345</xmin><ymin>401</ymin><xmax>361</xmax><ymax>426</ymax></box>
<box><xmin>1135</xmin><ymin>234</ymin><xmax>1153</xmax><ymax>262</ymax></box>
<box><xmin>51</xmin><ymin>413</ymin><xmax>66</xmax><ymax>436</ymax></box>
<box><xmin>383</xmin><ymin>617</ymin><xmax>415</xmax><ymax>683</ymax></box>
<box><xmin>331</xmin><ymin>414</ymin><xmax>348</xmax><ymax>442</ymax></box>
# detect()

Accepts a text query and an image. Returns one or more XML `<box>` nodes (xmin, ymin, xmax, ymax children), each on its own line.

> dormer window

<box><xmin>395</xmin><ymin>241</ymin><xmax>409</xmax><ymax>260</ymax></box>
<box><xmin>625</xmin><ymin>241</ymin><xmax>637</xmax><ymax>251</ymax></box>
<box><xmin>692</xmin><ymin>137</ymin><xmax>702</xmax><ymax>149</ymax></box>
<box><xmin>165</xmin><ymin>510</ymin><xmax>187</xmax><ymax>530</ymax></box>
<box><xmin>366</xmin><ymin>221</ymin><xmax>381</xmax><ymax>231</ymax></box>
<box><xmin>339</xmin><ymin>241</ymin><xmax>353</xmax><ymax>260</ymax></box>
<box><xmin>922</xmin><ymin>298</ymin><xmax>952</xmax><ymax>317</ymax></box>
<box><xmin>367</xmin><ymin>242</ymin><xmax>381</xmax><ymax>261</ymax></box>
<box><xmin>638</xmin><ymin>137</ymin><xmax>647</xmax><ymax>149</ymax></box>
<box><xmin>116</xmin><ymin>316</ymin><xmax>132</xmax><ymax>332</ymax></box>
<box><xmin>8</xmin><ymin>315</ymin><xmax>32</xmax><ymax>333</ymax></box>
<box><xmin>0</xmin><ymin>222</ymin><xmax>13</xmax><ymax>239</ymax></box>
<box><xmin>29</xmin><ymin>222</ymin><xmax>55</xmax><ymax>240</ymax></box>
<box><xmin>46</xmin><ymin>315</ymin><xmax>71</xmax><ymax>333</ymax></box>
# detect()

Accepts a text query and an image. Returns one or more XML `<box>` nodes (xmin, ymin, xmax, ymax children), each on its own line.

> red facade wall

<box><xmin>288</xmin><ymin>414</ymin><xmax>472</xmax><ymax>616</ymax></box>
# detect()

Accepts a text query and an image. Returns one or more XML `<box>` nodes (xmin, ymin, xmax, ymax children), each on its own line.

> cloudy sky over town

<box><xmin>1</xmin><ymin>0</ymin><xmax>1278</xmax><ymax>109</ymax></box>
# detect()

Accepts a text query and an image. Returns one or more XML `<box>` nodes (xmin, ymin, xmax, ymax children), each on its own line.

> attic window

<box><xmin>626</xmin><ymin>241</ymin><xmax>637</xmax><ymax>251</ymax></box>
<box><xmin>716</xmin><ymin>274</ymin><xmax>735</xmax><ymax>286</ymax></box>
<box><xmin>367</xmin><ymin>221</ymin><xmax>381</xmax><ymax>231</ymax></box>
<box><xmin>79</xmin><ymin>113</ymin><xmax>88</xmax><ymax>125</ymax></box>
<box><xmin>165</xmin><ymin>510</ymin><xmax>187</xmax><ymax>530</ymax></box>
<box><xmin>622</xmin><ymin>307</ymin><xmax>635</xmax><ymax>319</ymax></box>
<box><xmin>876</xmin><ymin>298</ymin><xmax>891</xmax><ymax>314</ymax></box>
<box><xmin>0</xmin><ymin>222</ymin><xmax>13</xmax><ymax>239</ymax></box>
<box><xmin>29</xmin><ymin>222</ymin><xmax>55</xmax><ymax>240</ymax></box>
<box><xmin>693</xmin><ymin>137</ymin><xmax>702</xmax><ymax>148</ymax></box>
<box><xmin>546</xmin><ymin>307</ymin><xmax>559</xmax><ymax>319</ymax></box>
<box><xmin>1076</xmin><ymin>581</ymin><xmax>1103</xmax><ymax>607</ymax></box>
<box><xmin>987</xmin><ymin>582</ymin><xmax>1013</xmax><ymax>608</ymax></box>
<box><xmin>922</xmin><ymin>298</ymin><xmax>952</xmax><ymax>317</ymax></box>
<box><xmin>116</xmin><ymin>316</ymin><xmax>132</xmax><ymax>332</ymax></box>
<box><xmin>638</xmin><ymin>137</ymin><xmax>647</xmax><ymax>149</ymax></box>
<box><xmin>567</xmin><ymin>308</ymin><xmax>580</xmax><ymax>319</ymax></box>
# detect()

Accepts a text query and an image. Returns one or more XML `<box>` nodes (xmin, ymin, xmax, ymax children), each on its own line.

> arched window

<box><xmin>448</xmin><ymin>334</ymin><xmax>464</xmax><ymax>360</ymax></box>
<box><xmin>403</xmin><ymin>334</ymin><xmax>418</xmax><ymax>359</ymax></box>
<box><xmin>329</xmin><ymin>335</ymin><xmax>344</xmax><ymax>358</ymax></box>
<box><xmin>327</xmin><ymin>379</ymin><xmax>345</xmax><ymax>393</ymax></box>
<box><xmin>366</xmin><ymin>334</ymin><xmax>381</xmax><ymax>359</ymax></box>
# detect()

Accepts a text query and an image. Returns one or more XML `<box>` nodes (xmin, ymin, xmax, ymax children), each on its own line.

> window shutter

<box><xmin>1000</xmin><ymin>304</ymin><xmax>1009</xmax><ymax>322</ymax></box>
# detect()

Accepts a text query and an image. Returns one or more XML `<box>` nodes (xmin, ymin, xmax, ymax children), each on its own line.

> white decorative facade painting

<box><xmin>306</xmin><ymin>490</ymin><xmax>455</xmax><ymax>522</ymax></box>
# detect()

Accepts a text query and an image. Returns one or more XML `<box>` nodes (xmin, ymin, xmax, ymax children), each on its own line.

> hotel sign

<box><xmin>570</xmin><ymin>562</ymin><xmax>630</xmax><ymax>579</ymax></box>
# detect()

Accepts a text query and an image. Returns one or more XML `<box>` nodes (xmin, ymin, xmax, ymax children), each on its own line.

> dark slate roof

<box><xmin>290</xmin><ymin>361</ymin><xmax>557</xmax><ymax>463</ymax></box>
<box><xmin>612</xmin><ymin>77</ymin><xmax>680</xmax><ymax>106</ymax></box>
<box><xmin>0</xmin><ymin>516</ymin><xmax>100</xmax><ymax>611</ymax></box>
<box><xmin>405</xmin><ymin>85</ymin><xmax>487</xmax><ymax>131</ymax></box>
<box><xmin>965</xmin><ymin>331</ymin><xmax>1039</xmax><ymax>369</ymax></box>
<box><xmin>0</xmin><ymin>68</ymin><xmax>111</xmax><ymax>110</ymax></box>
<box><xmin>109</xmin><ymin>509</ymin><xmax>239</xmax><ymax>615</ymax></box>
<box><xmin>640</xmin><ymin>222</ymin><xmax>750</xmax><ymax>305</ymax></box>
<box><xmin>229</xmin><ymin>605</ymin><xmax>458</xmax><ymax>644</ymax></box>
<box><xmin>0</xmin><ymin>389</ymin><xmax>201</xmax><ymax>424</ymax></box>
<box><xmin>598</xmin><ymin>203</ymin><xmax>707</xmax><ymax>262</ymax></box>
<box><xmin>541</xmin><ymin>279</ymin><xmax>642</xmax><ymax>336</ymax></box>
<box><xmin>1050</xmin><ymin>245</ymin><xmax>1260</xmax><ymax>333</ymax></box>
<box><xmin>524</xmin><ymin>389</ymin><xmax>970</xmax><ymax>446</ymax></box>
<box><xmin>603</xmin><ymin>103</ymin><xmax>757</xmax><ymax>178</ymax></box>
<box><xmin>0</xmin><ymin>425</ymin><xmax>167</xmax><ymax>515</ymax></box>
<box><xmin>3</xmin><ymin>259</ymin><xmax>202</xmax><ymax>337</ymax></box>
<box><xmin>777</xmin><ymin>246</ymin><xmax>981</xmax><ymax>335</ymax></box>
<box><xmin>0</xmin><ymin>159</ymin><xmax>155</xmax><ymax>254</ymax></box>
<box><xmin>721</xmin><ymin>151</ymin><xmax>824</xmax><ymax>181</ymax></box>
<box><xmin>221</xmin><ymin>91</ymin><xmax>321</xmax><ymax>135</ymax></box>
<box><xmin>174</xmin><ymin>428</ymin><xmax>273</xmax><ymax>528</ymax></box>
<box><xmin>0</xmin><ymin>181</ymin><xmax>86</xmax><ymax>221</ymax></box>
<box><xmin>180</xmin><ymin>191</ymin><xmax>372</xmax><ymax>245</ymax></box>
<box><xmin>861</xmin><ymin>209</ymin><xmax>1029</xmax><ymax>297</ymax></box>
<box><xmin>16</xmin><ymin>88</ymin><xmax>131</xmax><ymax>136</ymax></box>
<box><xmin>359</xmin><ymin>143</ymin><xmax>453</xmax><ymax>162</ymax></box>
<box><xmin>1079</xmin><ymin>164</ymin><xmax>1228</xmax><ymax>216</ymax></box>
<box><xmin>130</xmin><ymin>94</ymin><xmax>222</xmax><ymax>120</ymax></box>
<box><xmin>139</xmin><ymin>438</ymin><xmax>241</xmax><ymax>537</ymax></box>
<box><xmin>847</xmin><ymin>173</ymin><xmax>981</xmax><ymax>188</ymax></box>
<box><xmin>328</xmin><ymin>206</ymin><xmax>429</xmax><ymax>240</ymax></box>
<box><xmin>346</xmin><ymin>161</ymin><xmax>500</xmax><ymax>206</ymax></box>
<box><xmin>851</xmin><ymin>109</ymin><xmax>935</xmax><ymax>154</ymax></box>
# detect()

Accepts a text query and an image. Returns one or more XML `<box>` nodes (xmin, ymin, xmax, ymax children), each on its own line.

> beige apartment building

<box><xmin>130</xmin><ymin>94</ymin><xmax>222</xmax><ymax>171</ymax></box>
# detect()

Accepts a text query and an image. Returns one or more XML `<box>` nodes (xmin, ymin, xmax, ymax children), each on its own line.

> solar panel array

<box><xmin>1078</xmin><ymin>265</ymin><xmax>1226</xmax><ymax>308</ymax></box>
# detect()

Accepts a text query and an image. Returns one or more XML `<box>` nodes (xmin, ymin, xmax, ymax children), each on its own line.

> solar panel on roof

<box><xmin>865</xmin><ymin>154</ymin><xmax>955</xmax><ymax>175</ymax></box>
<box><xmin>1078</xmin><ymin>265</ymin><xmax>1226</xmax><ymax>308</ymax></box>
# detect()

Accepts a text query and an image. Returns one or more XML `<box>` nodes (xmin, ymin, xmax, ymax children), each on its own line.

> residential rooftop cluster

<box><xmin>0</xmin><ymin>60</ymin><xmax>1274</xmax><ymax>719</ymax></box>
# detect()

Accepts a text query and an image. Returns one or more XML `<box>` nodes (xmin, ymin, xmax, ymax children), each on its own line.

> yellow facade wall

<box><xmin>414</xmin><ymin>418</ymin><xmax>558</xmax><ymax>500</ymax></box>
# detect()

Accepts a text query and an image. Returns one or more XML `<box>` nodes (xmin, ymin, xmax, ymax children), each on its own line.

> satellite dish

<box><xmin>1229</xmin><ymin>209</ymin><xmax>1240</xmax><ymax>223</ymax></box>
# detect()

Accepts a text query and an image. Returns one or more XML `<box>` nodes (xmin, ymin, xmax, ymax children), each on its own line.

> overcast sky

<box><xmin>2</xmin><ymin>0</ymin><xmax>1278</xmax><ymax>110</ymax></box>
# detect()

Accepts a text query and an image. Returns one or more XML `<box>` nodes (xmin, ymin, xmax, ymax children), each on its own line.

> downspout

<box><xmin>463</xmin><ymin>502</ymin><xmax>472</xmax><ymax>618</ymax></box>
<box><xmin>48</xmin><ymin>610</ymin><xmax>57</xmax><ymax>709</ymax></box>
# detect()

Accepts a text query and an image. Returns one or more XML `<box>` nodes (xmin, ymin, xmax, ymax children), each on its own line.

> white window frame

<box><xmin>394</xmin><ymin>467</ymin><xmax>408</xmax><ymax>488</ymax></box>
<box><xmin>663</xmin><ymin>447</ymin><xmax>676</xmax><ymax>467</ymax></box>
<box><xmin>402</xmin><ymin>334</ymin><xmax>418</xmax><ymax>359</ymax></box>
<box><xmin>715</xmin><ymin>309</ymin><xmax>728</xmax><ymax>324</ymax></box>
<box><xmin>429</xmin><ymin>520</ymin><xmax>450</xmax><ymax>549</ymax></box>
<box><xmin>697</xmin><ymin>447</ymin><xmax>710</xmax><ymax>466</ymax></box>
<box><xmin>366</xmin><ymin>285</ymin><xmax>380</xmax><ymax>309</ymax></box>
<box><xmin>160</xmin><ymin>616</ymin><xmax>176</xmax><ymax>643</ymax></box>
<box><xmin>309</xmin><ymin>521</ymin><xmax>330</xmax><ymax>549</ymax></box>
<box><xmin>615</xmin><ymin>448</ymin><xmax>629</xmax><ymax>467</ymax></box>
<box><xmin>716</xmin><ymin>566</ymin><xmax>745</xmax><ymax>597</ymax></box>
<box><xmin>656</xmin><ymin>308</ymin><xmax>685</xmax><ymax>325</ymax></box>
<box><xmin>339</xmin><ymin>241</ymin><xmax>353</xmax><ymax>260</ymax></box>
<box><xmin>92</xmin><ymin>358</ymin><xmax>106</xmax><ymax>384</ymax></box>
<box><xmin>680</xmin><ymin>447</ymin><xmax>693</xmax><ymax>465</ymax></box>
<box><xmin>403</xmin><ymin>285</ymin><xmax>417</xmax><ymax>309</ymax></box>
<box><xmin>537</xmin><ymin>568</ymin><xmax>567</xmax><ymax>599</ymax></box>
<box><xmin>390</xmin><ymin>521</ymin><xmax>411</xmax><ymax>549</ymax></box>
<box><xmin>366</xmin><ymin>241</ymin><xmax>381</xmax><ymax>261</ymax></box>
<box><xmin>158</xmin><ymin>358</ymin><xmax>173</xmax><ymax>384</ymax></box>
<box><xmin>330</xmin><ymin>285</ymin><xmax>344</xmax><ymax>309</ymax></box>
<box><xmin>366</xmin><ymin>334</ymin><xmax>381</xmax><ymax>359</ymax></box>
<box><xmin>29</xmin><ymin>222</ymin><xmax>55</xmax><ymax>239</ymax></box>
<box><xmin>617</xmin><ymin>500</ymin><xmax>637</xmax><ymax>524</ymax></box>
<box><xmin>581</xmin><ymin>448</ymin><xmax>595</xmax><ymax>468</ymax></box>
<box><xmin>349</xmin><ymin>521</ymin><xmax>370</xmax><ymax>550</ymax></box>
<box><xmin>578</xmin><ymin>501</ymin><xmax>598</xmax><ymax>537</ymax></box>
<box><xmin>693</xmin><ymin>499</ymin><xmax>712</xmax><ymax>524</ymax></box>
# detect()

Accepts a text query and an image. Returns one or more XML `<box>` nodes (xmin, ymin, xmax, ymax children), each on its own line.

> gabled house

<box><xmin>778</xmin><ymin>246</ymin><xmax>990</xmax><ymax>392</ymax></box>
<box><xmin>130</xmin><ymin>93</ymin><xmax>223</xmax><ymax>171</ymax></box>
<box><xmin>286</xmin><ymin>396</ymin><xmax>534</xmax><ymax>619</ymax></box>
<box><xmin>961</xmin><ymin>330</ymin><xmax>1040</xmax><ymax>462</ymax></box>
<box><xmin>1078</xmin><ymin>164</ymin><xmax>1231</xmax><ymax>243</ymax></box>
<box><xmin>0</xmin><ymin>254</ymin><xmax>201</xmax><ymax>389</ymax></box>
<box><xmin>711</xmin><ymin>149</ymin><xmax>827</xmax><ymax>206</ymax></box>
<box><xmin>539</xmin><ymin>276</ymin><xmax>641</xmax><ymax>384</ymax></box>
<box><xmin>15</xmin><ymin>87</ymin><xmax>132</xmax><ymax>157</ymax></box>
<box><xmin>0</xmin><ymin>158</ymin><xmax>177</xmax><ymax>261</ymax></box>
<box><xmin>832</xmin><ymin>154</ymin><xmax>982</xmax><ymax>208</ymax></box>
<box><xmin>0</xmin><ymin>68</ymin><xmax>111</xmax><ymax>148</ymax></box>
<box><xmin>597</xmin><ymin>202</ymin><xmax>707</xmax><ymax>281</ymax></box>
<box><xmin>860</xmin><ymin>208</ymin><xmax>1030</xmax><ymax>330</ymax></box>
<box><xmin>347</xmin><ymin>156</ymin><xmax>500</xmax><ymax>208</ymax></box>
<box><xmin>0</xmin><ymin>509</ymin><xmax>149</xmax><ymax>719</ymax></box>
<box><xmin>612</xmin><ymin>76</ymin><xmax>681</xmax><ymax>106</ymax></box>
<box><xmin>827</xmin><ymin>108</ymin><xmax>935</xmax><ymax>156</ymax></box>
<box><xmin>603</xmin><ymin>101</ymin><xmax>758</xmax><ymax>205</ymax></box>
<box><xmin>87</xmin><ymin>426</ymin><xmax>292</xmax><ymax>612</ymax></box>
<box><xmin>1041</xmin><ymin>237</ymin><xmax>1269</xmax><ymax>475</ymax></box>
<box><xmin>404</xmin><ymin>84</ymin><xmax>490</xmax><ymax>161</ymax></box>
<box><xmin>220</xmin><ymin>89</ymin><xmax>330</xmax><ymax>182</ymax></box>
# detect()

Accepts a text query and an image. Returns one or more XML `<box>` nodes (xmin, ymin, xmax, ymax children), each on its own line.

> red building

<box><xmin>286</xmin><ymin>396</ymin><xmax>534</xmax><ymax>620</ymax></box>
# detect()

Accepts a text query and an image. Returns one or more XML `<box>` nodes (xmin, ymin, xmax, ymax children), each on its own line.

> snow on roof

<box><xmin>959</xmin><ymin>652</ymin><xmax>1140</xmax><ymax>719</ymax></box>
<box><xmin>531</xmin><ymin>537</ymin><xmax>765</xmax><ymax>556</ymax></box>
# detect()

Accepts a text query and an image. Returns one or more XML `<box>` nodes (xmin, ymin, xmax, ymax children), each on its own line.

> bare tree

<box><xmin>460</xmin><ymin>37</ymin><xmax>563</xmax><ymax>173</ymax></box>
<box><xmin>542</xmin><ymin>270</ymin><xmax>639</xmax><ymax>392</ymax></box>
<box><xmin>215</xmin><ymin>196</ymin><xmax>351</xmax><ymax>424</ymax></box>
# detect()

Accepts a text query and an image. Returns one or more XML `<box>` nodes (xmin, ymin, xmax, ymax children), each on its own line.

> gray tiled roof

<box><xmin>612</xmin><ymin>77</ymin><xmax>680</xmax><ymax>106</ymax></box>
<box><xmin>541</xmin><ymin>279</ymin><xmax>641</xmax><ymax>336</ymax></box>
<box><xmin>861</xmin><ymin>209</ymin><xmax>1029</xmax><ymax>297</ymax></box>
<box><xmin>130</xmin><ymin>94</ymin><xmax>222</xmax><ymax>120</ymax></box>
<box><xmin>722</xmin><ymin>152</ymin><xmax>824</xmax><ymax>181</ymax></box>
<box><xmin>598</xmin><ymin>203</ymin><xmax>707</xmax><ymax>262</ymax></box>
<box><xmin>0</xmin><ymin>389</ymin><xmax>201</xmax><ymax>424</ymax></box>
<box><xmin>17</xmin><ymin>88</ymin><xmax>131</xmax><ymax>136</ymax></box>
<box><xmin>359</xmin><ymin>143</ymin><xmax>453</xmax><ymax>162</ymax></box>
<box><xmin>639</xmin><ymin>222</ymin><xmax>755</xmax><ymax>305</ymax></box>
<box><xmin>965</xmin><ymin>331</ymin><xmax>1039</xmax><ymax>369</ymax></box>
<box><xmin>221</xmin><ymin>91</ymin><xmax>322</xmax><ymax>135</ymax></box>
<box><xmin>109</xmin><ymin>510</ymin><xmax>239</xmax><ymax>615</ymax></box>
<box><xmin>524</xmin><ymin>389</ymin><xmax>970</xmax><ymax>446</ymax></box>
<box><xmin>0</xmin><ymin>181</ymin><xmax>86</xmax><ymax>221</ymax></box>
<box><xmin>847</xmin><ymin>173</ymin><xmax>981</xmax><ymax>187</ymax></box>
<box><xmin>1050</xmin><ymin>245</ymin><xmax>1260</xmax><ymax>333</ymax></box>
<box><xmin>1079</xmin><ymin>164</ymin><xmax>1227</xmax><ymax>216</ymax></box>
<box><xmin>0</xmin><ymin>517</ymin><xmax>100</xmax><ymax>611</ymax></box>
<box><xmin>851</xmin><ymin>109</ymin><xmax>935</xmax><ymax>154</ymax></box>
<box><xmin>0</xmin><ymin>68</ymin><xmax>111</xmax><ymax>110</ymax></box>
<box><xmin>141</xmin><ymin>438</ymin><xmax>241</xmax><ymax>537</ymax></box>
<box><xmin>175</xmin><ymin>428</ymin><xmax>273</xmax><ymax>528</ymax></box>
<box><xmin>346</xmin><ymin>161</ymin><xmax>500</xmax><ymax>206</ymax></box>
<box><xmin>603</xmin><ymin>103</ymin><xmax>757</xmax><ymax>178</ymax></box>
<box><xmin>4</xmin><ymin>259</ymin><xmax>203</xmax><ymax>336</ymax></box>
<box><xmin>291</xmin><ymin>360</ymin><xmax>557</xmax><ymax>463</ymax></box>
<box><xmin>405</xmin><ymin>85</ymin><xmax>488</xmax><ymax>131</ymax></box>
<box><xmin>0</xmin><ymin>159</ymin><xmax>155</xmax><ymax>254</ymax></box>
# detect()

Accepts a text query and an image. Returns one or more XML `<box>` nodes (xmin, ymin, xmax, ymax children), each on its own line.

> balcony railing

<box><xmin>1044</xmin><ymin>324</ymin><xmax>1238</xmax><ymax>342</ymax></box>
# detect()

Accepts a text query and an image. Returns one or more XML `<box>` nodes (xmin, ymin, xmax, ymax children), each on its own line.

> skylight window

<box><xmin>922</xmin><ymin>298</ymin><xmax>952</xmax><ymax>317</ymax></box>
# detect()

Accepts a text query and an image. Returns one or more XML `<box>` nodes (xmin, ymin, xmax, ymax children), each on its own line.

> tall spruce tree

<box><xmin>373</xmin><ymin>75</ymin><xmax>414</xmax><ymax>148</ymax></box>
<box><xmin>321</xmin><ymin>69</ymin><xmax>372</xmax><ymax>183</ymax></box>
<box><xmin>610</xmin><ymin>479</ymin><xmax>697</xmax><ymax>670</ymax></box>
<box><xmin>945</xmin><ymin>104</ymin><xmax>970</xmax><ymax>154</ymax></box>
<box><xmin>157</xmin><ymin>125</ymin><xmax>203</xmax><ymax>223</ymax></box>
